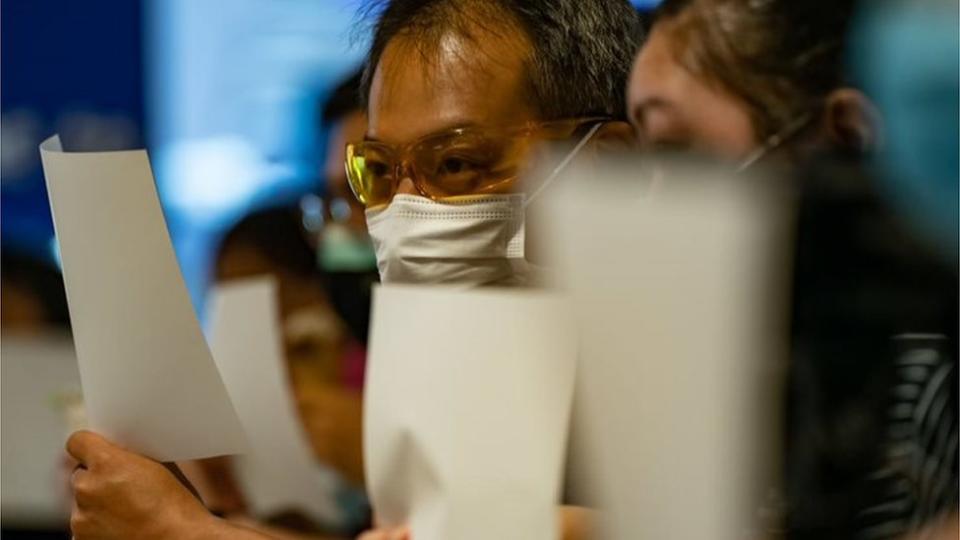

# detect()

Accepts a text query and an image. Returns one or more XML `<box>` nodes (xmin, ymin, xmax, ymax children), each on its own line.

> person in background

<box><xmin>317</xmin><ymin>69</ymin><xmax>372</xmax><ymax>275</ymax></box>
<box><xmin>626</xmin><ymin>0</ymin><xmax>958</xmax><ymax>537</ymax></box>
<box><xmin>61</xmin><ymin>0</ymin><xmax>642</xmax><ymax>538</ymax></box>
<box><xmin>312</xmin><ymin>69</ymin><xmax>378</xmax><ymax>394</ymax></box>
<box><xmin>785</xmin><ymin>144</ymin><xmax>958</xmax><ymax>540</ymax></box>
<box><xmin>628</xmin><ymin>0</ymin><xmax>873</xmax><ymax>164</ymax></box>
<box><xmin>192</xmin><ymin>207</ymin><xmax>369</xmax><ymax>536</ymax></box>
<box><xmin>215</xmin><ymin>207</ymin><xmax>367</xmax><ymax>493</ymax></box>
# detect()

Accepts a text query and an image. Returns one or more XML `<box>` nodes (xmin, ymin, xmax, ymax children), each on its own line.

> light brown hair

<box><xmin>655</xmin><ymin>0</ymin><xmax>857</xmax><ymax>138</ymax></box>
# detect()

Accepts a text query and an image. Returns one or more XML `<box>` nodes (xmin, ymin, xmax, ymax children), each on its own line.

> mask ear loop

<box><xmin>523</xmin><ymin>121</ymin><xmax>605</xmax><ymax>208</ymax></box>
<box><xmin>735</xmin><ymin>113</ymin><xmax>814</xmax><ymax>173</ymax></box>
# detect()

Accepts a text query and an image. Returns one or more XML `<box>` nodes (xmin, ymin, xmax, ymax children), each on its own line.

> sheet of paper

<box><xmin>39</xmin><ymin>135</ymin><xmax>246</xmax><ymax>462</ymax></box>
<box><xmin>364</xmin><ymin>285</ymin><xmax>577</xmax><ymax>540</ymax></box>
<box><xmin>207</xmin><ymin>278</ymin><xmax>343</xmax><ymax>527</ymax></box>
<box><xmin>543</xmin><ymin>162</ymin><xmax>789</xmax><ymax>539</ymax></box>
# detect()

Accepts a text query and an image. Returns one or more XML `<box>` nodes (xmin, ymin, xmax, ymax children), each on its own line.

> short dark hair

<box><xmin>320</xmin><ymin>68</ymin><xmax>363</xmax><ymax>127</ymax></box>
<box><xmin>358</xmin><ymin>0</ymin><xmax>644</xmax><ymax>120</ymax></box>
<box><xmin>215</xmin><ymin>207</ymin><xmax>317</xmax><ymax>280</ymax></box>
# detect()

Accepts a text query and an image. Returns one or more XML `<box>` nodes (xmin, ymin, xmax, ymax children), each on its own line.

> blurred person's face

<box><xmin>215</xmin><ymin>242</ymin><xmax>325</xmax><ymax>318</ymax></box>
<box><xmin>628</xmin><ymin>25</ymin><xmax>758</xmax><ymax>159</ymax></box>
<box><xmin>215</xmin><ymin>241</ymin><xmax>364</xmax><ymax>484</ymax></box>
<box><xmin>323</xmin><ymin>110</ymin><xmax>369</xmax><ymax>236</ymax></box>
<box><xmin>214</xmin><ymin>241</ymin><xmax>343</xmax><ymax>376</ymax></box>
<box><xmin>281</xmin><ymin>299</ymin><xmax>366</xmax><ymax>488</ymax></box>
<box><xmin>319</xmin><ymin>109</ymin><xmax>379</xmax><ymax>275</ymax></box>
<box><xmin>629</xmin><ymin>22</ymin><xmax>881</xmax><ymax>169</ymax></box>
<box><xmin>288</xmin><ymin>358</ymin><xmax>365</xmax><ymax>487</ymax></box>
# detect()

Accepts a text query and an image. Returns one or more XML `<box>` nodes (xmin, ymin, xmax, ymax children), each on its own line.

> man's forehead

<box><xmin>366</xmin><ymin>30</ymin><xmax>535</xmax><ymax>144</ymax></box>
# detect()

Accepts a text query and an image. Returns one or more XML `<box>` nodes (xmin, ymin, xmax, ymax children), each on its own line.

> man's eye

<box><xmin>433</xmin><ymin>156</ymin><xmax>491</xmax><ymax>194</ymax></box>
<box><xmin>366</xmin><ymin>159</ymin><xmax>391</xmax><ymax>178</ymax></box>
<box><xmin>438</xmin><ymin>157</ymin><xmax>479</xmax><ymax>175</ymax></box>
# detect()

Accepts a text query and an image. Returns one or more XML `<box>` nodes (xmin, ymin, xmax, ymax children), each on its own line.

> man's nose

<box><xmin>395</xmin><ymin>177</ymin><xmax>419</xmax><ymax>196</ymax></box>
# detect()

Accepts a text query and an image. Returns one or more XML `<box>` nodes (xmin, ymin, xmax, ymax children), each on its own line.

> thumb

<box><xmin>65</xmin><ymin>430</ymin><xmax>114</xmax><ymax>467</ymax></box>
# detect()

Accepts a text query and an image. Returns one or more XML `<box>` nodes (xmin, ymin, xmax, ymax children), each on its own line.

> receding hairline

<box><xmin>362</xmin><ymin>2</ymin><xmax>538</xmax><ymax>114</ymax></box>
<box><xmin>359</xmin><ymin>0</ymin><xmax>644</xmax><ymax>120</ymax></box>
<box><xmin>370</xmin><ymin>19</ymin><xmax>536</xmax><ymax>112</ymax></box>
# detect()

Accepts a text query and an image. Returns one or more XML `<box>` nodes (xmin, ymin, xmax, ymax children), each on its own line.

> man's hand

<box><xmin>66</xmin><ymin>430</ymin><xmax>218</xmax><ymax>539</ymax></box>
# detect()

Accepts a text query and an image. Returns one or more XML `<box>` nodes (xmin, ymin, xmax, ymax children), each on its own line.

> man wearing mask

<box><xmin>352</xmin><ymin>3</ymin><xmax>642</xmax><ymax>537</ymax></box>
<box><xmin>348</xmin><ymin>0</ymin><xmax>640</xmax><ymax>287</ymax></box>
<box><xmin>63</xmin><ymin>1</ymin><xmax>643</xmax><ymax>539</ymax></box>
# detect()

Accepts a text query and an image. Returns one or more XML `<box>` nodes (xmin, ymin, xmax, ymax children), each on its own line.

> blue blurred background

<box><xmin>3</xmin><ymin>0</ymin><xmax>369</xmax><ymax>312</ymax></box>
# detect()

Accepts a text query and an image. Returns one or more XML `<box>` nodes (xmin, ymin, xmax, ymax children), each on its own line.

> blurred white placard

<box><xmin>39</xmin><ymin>135</ymin><xmax>246</xmax><ymax>461</ymax></box>
<box><xmin>0</xmin><ymin>334</ymin><xmax>79</xmax><ymax>526</ymax></box>
<box><xmin>207</xmin><ymin>277</ymin><xmax>343</xmax><ymax>526</ymax></box>
<box><xmin>546</xmin><ymin>163</ymin><xmax>789</xmax><ymax>539</ymax></box>
<box><xmin>365</xmin><ymin>285</ymin><xmax>577</xmax><ymax>540</ymax></box>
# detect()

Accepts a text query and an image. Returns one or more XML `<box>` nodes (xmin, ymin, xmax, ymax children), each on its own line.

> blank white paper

<box><xmin>207</xmin><ymin>277</ymin><xmax>343</xmax><ymax>527</ymax></box>
<box><xmin>39</xmin><ymin>135</ymin><xmax>246</xmax><ymax>462</ymax></box>
<box><xmin>364</xmin><ymin>285</ymin><xmax>577</xmax><ymax>540</ymax></box>
<box><xmin>544</xmin><ymin>163</ymin><xmax>789</xmax><ymax>539</ymax></box>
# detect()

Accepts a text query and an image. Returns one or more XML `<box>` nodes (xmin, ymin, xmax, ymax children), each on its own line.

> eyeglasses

<box><xmin>344</xmin><ymin>117</ymin><xmax>610</xmax><ymax>208</ymax></box>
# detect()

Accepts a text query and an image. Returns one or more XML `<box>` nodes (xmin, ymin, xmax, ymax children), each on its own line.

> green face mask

<box><xmin>318</xmin><ymin>223</ymin><xmax>378</xmax><ymax>272</ymax></box>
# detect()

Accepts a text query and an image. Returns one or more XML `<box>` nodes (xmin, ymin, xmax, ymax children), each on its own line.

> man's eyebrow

<box><xmin>364</xmin><ymin>120</ymin><xmax>486</xmax><ymax>144</ymax></box>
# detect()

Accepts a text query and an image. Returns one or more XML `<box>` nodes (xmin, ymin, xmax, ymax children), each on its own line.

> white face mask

<box><xmin>366</xmin><ymin>193</ymin><xmax>528</xmax><ymax>285</ymax></box>
<box><xmin>365</xmin><ymin>122</ymin><xmax>603</xmax><ymax>286</ymax></box>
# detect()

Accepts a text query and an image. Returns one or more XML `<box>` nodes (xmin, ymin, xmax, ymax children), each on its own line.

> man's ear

<box><xmin>592</xmin><ymin>120</ymin><xmax>637</xmax><ymax>151</ymax></box>
<box><xmin>823</xmin><ymin>88</ymin><xmax>883</xmax><ymax>153</ymax></box>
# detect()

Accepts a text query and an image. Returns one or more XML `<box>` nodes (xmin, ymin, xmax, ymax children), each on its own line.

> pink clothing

<box><xmin>341</xmin><ymin>339</ymin><xmax>367</xmax><ymax>391</ymax></box>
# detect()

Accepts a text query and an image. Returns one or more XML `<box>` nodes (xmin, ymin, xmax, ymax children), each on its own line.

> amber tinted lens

<box><xmin>412</xmin><ymin>131</ymin><xmax>528</xmax><ymax>199</ymax></box>
<box><xmin>345</xmin><ymin>143</ymin><xmax>396</xmax><ymax>207</ymax></box>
